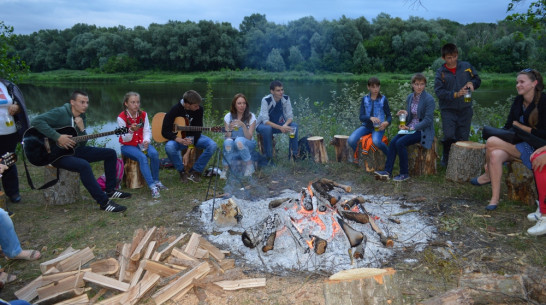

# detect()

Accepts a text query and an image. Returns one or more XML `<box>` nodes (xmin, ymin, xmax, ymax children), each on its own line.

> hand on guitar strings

<box><xmin>57</xmin><ymin>134</ymin><xmax>76</xmax><ymax>149</ymax></box>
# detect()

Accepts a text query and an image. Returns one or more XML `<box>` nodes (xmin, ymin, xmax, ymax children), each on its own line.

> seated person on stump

<box><xmin>374</xmin><ymin>73</ymin><xmax>436</xmax><ymax>182</ymax></box>
<box><xmin>30</xmin><ymin>90</ymin><xmax>131</xmax><ymax>212</ymax></box>
<box><xmin>528</xmin><ymin>145</ymin><xmax>546</xmax><ymax>235</ymax></box>
<box><xmin>222</xmin><ymin>93</ymin><xmax>257</xmax><ymax>178</ymax></box>
<box><xmin>256</xmin><ymin>80</ymin><xmax>298</xmax><ymax>163</ymax></box>
<box><xmin>162</xmin><ymin>90</ymin><xmax>217</xmax><ymax>183</ymax></box>
<box><xmin>348</xmin><ymin>76</ymin><xmax>391</xmax><ymax>156</ymax></box>
<box><xmin>118</xmin><ymin>92</ymin><xmax>167</xmax><ymax>199</ymax></box>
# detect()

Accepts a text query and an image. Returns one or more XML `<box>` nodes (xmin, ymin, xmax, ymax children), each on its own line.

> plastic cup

<box><xmin>138</xmin><ymin>143</ymin><xmax>148</xmax><ymax>154</ymax></box>
<box><xmin>464</xmin><ymin>91</ymin><xmax>472</xmax><ymax>103</ymax></box>
<box><xmin>4</xmin><ymin>114</ymin><xmax>13</xmax><ymax>127</ymax></box>
<box><xmin>187</xmin><ymin>136</ymin><xmax>195</xmax><ymax>149</ymax></box>
<box><xmin>373</xmin><ymin>122</ymin><xmax>380</xmax><ymax>132</ymax></box>
<box><xmin>289</xmin><ymin>127</ymin><xmax>297</xmax><ymax>139</ymax></box>
<box><xmin>399</xmin><ymin>114</ymin><xmax>406</xmax><ymax>127</ymax></box>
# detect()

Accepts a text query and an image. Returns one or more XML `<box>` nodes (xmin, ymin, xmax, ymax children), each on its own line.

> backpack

<box><xmin>297</xmin><ymin>136</ymin><xmax>312</xmax><ymax>160</ymax></box>
<box><xmin>97</xmin><ymin>158</ymin><xmax>124</xmax><ymax>190</ymax></box>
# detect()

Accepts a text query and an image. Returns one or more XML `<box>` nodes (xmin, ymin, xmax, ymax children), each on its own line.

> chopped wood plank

<box><xmin>52</xmin><ymin>293</ymin><xmax>89</xmax><ymax>305</ymax></box>
<box><xmin>165</xmin><ymin>256</ymin><xmax>201</xmax><ymax>269</ymax></box>
<box><xmin>129</xmin><ymin>228</ymin><xmax>145</xmax><ymax>254</ymax></box>
<box><xmin>214</xmin><ymin>278</ymin><xmax>266</xmax><ymax>291</ymax></box>
<box><xmin>198</xmin><ymin>237</ymin><xmax>225</xmax><ymax>261</ymax></box>
<box><xmin>157</xmin><ymin>232</ymin><xmax>186</xmax><ymax>261</ymax></box>
<box><xmin>218</xmin><ymin>259</ymin><xmax>235</xmax><ymax>270</ymax></box>
<box><xmin>171</xmin><ymin>284</ymin><xmax>195</xmax><ymax>303</ymax></box>
<box><xmin>88</xmin><ymin>288</ymin><xmax>108</xmax><ymax>304</ymax></box>
<box><xmin>119</xmin><ymin>272</ymin><xmax>161</xmax><ymax>305</ymax></box>
<box><xmin>90</xmin><ymin>258</ymin><xmax>119</xmax><ymax>276</ymax></box>
<box><xmin>118</xmin><ymin>243</ymin><xmax>131</xmax><ymax>282</ymax></box>
<box><xmin>171</xmin><ymin>247</ymin><xmax>199</xmax><ymax>261</ymax></box>
<box><xmin>37</xmin><ymin>272</ymin><xmax>85</xmax><ymax>300</ymax></box>
<box><xmin>34</xmin><ymin>287</ymin><xmax>90</xmax><ymax>305</ymax></box>
<box><xmin>141</xmin><ymin>259</ymin><xmax>187</xmax><ymax>277</ymax></box>
<box><xmin>40</xmin><ymin>248</ymin><xmax>79</xmax><ymax>273</ymax></box>
<box><xmin>130</xmin><ymin>226</ymin><xmax>157</xmax><ymax>261</ymax></box>
<box><xmin>194</xmin><ymin>248</ymin><xmax>209</xmax><ymax>259</ymax></box>
<box><xmin>183</xmin><ymin>233</ymin><xmax>201</xmax><ymax>256</ymax></box>
<box><xmin>41</xmin><ymin>269</ymin><xmax>90</xmax><ymax>286</ymax></box>
<box><xmin>14</xmin><ymin>275</ymin><xmax>43</xmax><ymax>302</ymax></box>
<box><xmin>56</xmin><ymin>247</ymin><xmax>95</xmax><ymax>272</ymax></box>
<box><xmin>83</xmin><ymin>271</ymin><xmax>130</xmax><ymax>292</ymax></box>
<box><xmin>151</xmin><ymin>261</ymin><xmax>211</xmax><ymax>305</ymax></box>
<box><xmin>129</xmin><ymin>240</ymin><xmax>156</xmax><ymax>288</ymax></box>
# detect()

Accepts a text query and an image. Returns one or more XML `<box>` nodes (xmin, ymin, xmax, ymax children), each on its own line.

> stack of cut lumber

<box><xmin>14</xmin><ymin>227</ymin><xmax>266</xmax><ymax>305</ymax></box>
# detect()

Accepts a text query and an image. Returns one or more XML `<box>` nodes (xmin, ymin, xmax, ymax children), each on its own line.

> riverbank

<box><xmin>20</xmin><ymin>69</ymin><xmax>515</xmax><ymax>88</ymax></box>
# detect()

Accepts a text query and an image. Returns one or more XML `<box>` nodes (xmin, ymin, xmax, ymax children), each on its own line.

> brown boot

<box><xmin>179</xmin><ymin>170</ymin><xmax>188</xmax><ymax>183</ymax></box>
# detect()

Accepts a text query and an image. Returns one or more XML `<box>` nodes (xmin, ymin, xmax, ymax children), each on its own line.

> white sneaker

<box><xmin>527</xmin><ymin>205</ymin><xmax>541</xmax><ymax>222</ymax></box>
<box><xmin>151</xmin><ymin>186</ymin><xmax>160</xmax><ymax>199</ymax></box>
<box><xmin>527</xmin><ymin>216</ymin><xmax>546</xmax><ymax>236</ymax></box>
<box><xmin>219</xmin><ymin>170</ymin><xmax>227</xmax><ymax>180</ymax></box>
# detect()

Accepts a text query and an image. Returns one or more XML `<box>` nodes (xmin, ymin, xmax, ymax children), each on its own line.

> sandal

<box><xmin>0</xmin><ymin>272</ymin><xmax>17</xmax><ymax>285</ymax></box>
<box><xmin>12</xmin><ymin>249</ymin><xmax>41</xmax><ymax>261</ymax></box>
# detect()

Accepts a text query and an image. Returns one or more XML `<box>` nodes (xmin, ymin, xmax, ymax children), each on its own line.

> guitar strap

<box><xmin>21</xmin><ymin>150</ymin><xmax>60</xmax><ymax>190</ymax></box>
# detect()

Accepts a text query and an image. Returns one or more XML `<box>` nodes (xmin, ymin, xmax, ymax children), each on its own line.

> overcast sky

<box><xmin>1</xmin><ymin>0</ymin><xmax>528</xmax><ymax>35</ymax></box>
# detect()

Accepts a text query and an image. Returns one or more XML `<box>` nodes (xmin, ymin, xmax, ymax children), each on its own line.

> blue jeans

<box><xmin>348</xmin><ymin>126</ymin><xmax>387</xmax><ymax>155</ymax></box>
<box><xmin>52</xmin><ymin>146</ymin><xmax>117</xmax><ymax>206</ymax></box>
<box><xmin>223</xmin><ymin>137</ymin><xmax>256</xmax><ymax>165</ymax></box>
<box><xmin>0</xmin><ymin>208</ymin><xmax>22</xmax><ymax>258</ymax></box>
<box><xmin>384</xmin><ymin>132</ymin><xmax>421</xmax><ymax>175</ymax></box>
<box><xmin>165</xmin><ymin>135</ymin><xmax>217</xmax><ymax>172</ymax></box>
<box><xmin>256</xmin><ymin>122</ymin><xmax>298</xmax><ymax>159</ymax></box>
<box><xmin>121</xmin><ymin>145</ymin><xmax>160</xmax><ymax>189</ymax></box>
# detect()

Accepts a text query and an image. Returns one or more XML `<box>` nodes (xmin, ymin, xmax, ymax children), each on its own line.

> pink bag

<box><xmin>97</xmin><ymin>158</ymin><xmax>124</xmax><ymax>190</ymax></box>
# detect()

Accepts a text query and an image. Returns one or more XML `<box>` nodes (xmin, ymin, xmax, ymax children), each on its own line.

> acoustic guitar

<box><xmin>23</xmin><ymin>126</ymin><xmax>129</xmax><ymax>166</ymax></box>
<box><xmin>0</xmin><ymin>152</ymin><xmax>17</xmax><ymax>168</ymax></box>
<box><xmin>151</xmin><ymin>112</ymin><xmax>225</xmax><ymax>143</ymax></box>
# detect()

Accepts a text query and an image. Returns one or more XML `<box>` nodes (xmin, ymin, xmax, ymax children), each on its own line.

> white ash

<box><xmin>198</xmin><ymin>189</ymin><xmax>436</xmax><ymax>274</ymax></box>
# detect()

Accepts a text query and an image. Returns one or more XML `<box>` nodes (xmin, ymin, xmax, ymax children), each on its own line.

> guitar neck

<box><xmin>175</xmin><ymin>126</ymin><xmax>213</xmax><ymax>132</ymax></box>
<box><xmin>72</xmin><ymin>130</ymin><xmax>119</xmax><ymax>143</ymax></box>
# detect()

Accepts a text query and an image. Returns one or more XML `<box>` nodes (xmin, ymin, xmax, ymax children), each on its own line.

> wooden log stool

<box><xmin>407</xmin><ymin>137</ymin><xmax>437</xmax><ymax>176</ymax></box>
<box><xmin>182</xmin><ymin>147</ymin><xmax>203</xmax><ymax>173</ymax></box>
<box><xmin>354</xmin><ymin>134</ymin><xmax>387</xmax><ymax>172</ymax></box>
<box><xmin>122</xmin><ymin>156</ymin><xmax>146</xmax><ymax>189</ymax></box>
<box><xmin>43</xmin><ymin>166</ymin><xmax>81</xmax><ymax>205</ymax></box>
<box><xmin>331</xmin><ymin>135</ymin><xmax>353</xmax><ymax>163</ymax></box>
<box><xmin>307</xmin><ymin>136</ymin><xmax>329</xmax><ymax>163</ymax></box>
<box><xmin>505</xmin><ymin>160</ymin><xmax>537</xmax><ymax>206</ymax></box>
<box><xmin>323</xmin><ymin>268</ymin><xmax>400</xmax><ymax>305</ymax></box>
<box><xmin>257</xmin><ymin>133</ymin><xmax>276</xmax><ymax>158</ymax></box>
<box><xmin>445</xmin><ymin>141</ymin><xmax>486</xmax><ymax>182</ymax></box>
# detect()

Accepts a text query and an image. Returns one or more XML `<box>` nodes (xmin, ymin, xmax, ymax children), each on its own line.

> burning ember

<box><xmin>198</xmin><ymin>179</ymin><xmax>436</xmax><ymax>274</ymax></box>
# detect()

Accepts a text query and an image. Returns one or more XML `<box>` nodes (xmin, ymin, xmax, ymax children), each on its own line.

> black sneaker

<box><xmin>106</xmin><ymin>190</ymin><xmax>132</xmax><ymax>199</ymax></box>
<box><xmin>100</xmin><ymin>200</ymin><xmax>127</xmax><ymax>212</ymax></box>
<box><xmin>179</xmin><ymin>170</ymin><xmax>188</xmax><ymax>183</ymax></box>
<box><xmin>188</xmin><ymin>171</ymin><xmax>202</xmax><ymax>183</ymax></box>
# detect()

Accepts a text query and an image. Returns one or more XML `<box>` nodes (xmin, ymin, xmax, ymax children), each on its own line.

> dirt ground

<box><xmin>1</xmin><ymin>158</ymin><xmax>545</xmax><ymax>304</ymax></box>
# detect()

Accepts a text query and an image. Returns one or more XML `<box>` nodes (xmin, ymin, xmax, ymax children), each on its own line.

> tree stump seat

<box><xmin>331</xmin><ymin>135</ymin><xmax>353</xmax><ymax>163</ymax></box>
<box><xmin>445</xmin><ymin>141</ymin><xmax>485</xmax><ymax>182</ymax></box>
<box><xmin>505</xmin><ymin>159</ymin><xmax>537</xmax><ymax>206</ymax></box>
<box><xmin>122</xmin><ymin>156</ymin><xmax>146</xmax><ymax>189</ymax></box>
<box><xmin>257</xmin><ymin>133</ymin><xmax>276</xmax><ymax>158</ymax></box>
<box><xmin>43</xmin><ymin>166</ymin><xmax>81</xmax><ymax>205</ymax></box>
<box><xmin>407</xmin><ymin>137</ymin><xmax>437</xmax><ymax>176</ymax></box>
<box><xmin>354</xmin><ymin>134</ymin><xmax>388</xmax><ymax>172</ymax></box>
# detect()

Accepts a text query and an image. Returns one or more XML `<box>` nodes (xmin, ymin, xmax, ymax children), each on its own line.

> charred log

<box><xmin>300</xmin><ymin>188</ymin><xmax>313</xmax><ymax>211</ymax></box>
<box><xmin>242</xmin><ymin>214</ymin><xmax>280</xmax><ymax>249</ymax></box>
<box><xmin>317</xmin><ymin>178</ymin><xmax>352</xmax><ymax>193</ymax></box>
<box><xmin>335</xmin><ymin>216</ymin><xmax>364</xmax><ymax>247</ymax></box>
<box><xmin>340</xmin><ymin>211</ymin><xmax>370</xmax><ymax>224</ymax></box>
<box><xmin>262</xmin><ymin>232</ymin><xmax>276</xmax><ymax>253</ymax></box>
<box><xmin>341</xmin><ymin>196</ymin><xmax>366</xmax><ymax>211</ymax></box>
<box><xmin>310</xmin><ymin>235</ymin><xmax>327</xmax><ymax>255</ymax></box>
<box><xmin>268</xmin><ymin>198</ymin><xmax>292</xmax><ymax>209</ymax></box>
<box><xmin>353</xmin><ymin>237</ymin><xmax>367</xmax><ymax>259</ymax></box>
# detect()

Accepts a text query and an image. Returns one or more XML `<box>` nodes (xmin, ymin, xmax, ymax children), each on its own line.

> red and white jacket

<box><xmin>117</xmin><ymin>110</ymin><xmax>151</xmax><ymax>146</ymax></box>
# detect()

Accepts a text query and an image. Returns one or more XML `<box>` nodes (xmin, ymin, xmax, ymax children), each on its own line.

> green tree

<box><xmin>265</xmin><ymin>48</ymin><xmax>285</xmax><ymax>72</ymax></box>
<box><xmin>507</xmin><ymin>0</ymin><xmax>546</xmax><ymax>29</ymax></box>
<box><xmin>352</xmin><ymin>43</ymin><xmax>370</xmax><ymax>73</ymax></box>
<box><xmin>0</xmin><ymin>22</ymin><xmax>29</xmax><ymax>82</ymax></box>
<box><xmin>287</xmin><ymin>46</ymin><xmax>305</xmax><ymax>70</ymax></box>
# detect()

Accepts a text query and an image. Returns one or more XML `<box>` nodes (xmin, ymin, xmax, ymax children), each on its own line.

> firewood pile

<box><xmin>14</xmin><ymin>227</ymin><xmax>265</xmax><ymax>305</ymax></box>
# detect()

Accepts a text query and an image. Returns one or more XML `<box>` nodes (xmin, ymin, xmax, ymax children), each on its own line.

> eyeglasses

<box><xmin>521</xmin><ymin>68</ymin><xmax>533</xmax><ymax>73</ymax></box>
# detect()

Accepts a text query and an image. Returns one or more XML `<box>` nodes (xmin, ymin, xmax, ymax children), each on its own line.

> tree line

<box><xmin>8</xmin><ymin>13</ymin><xmax>546</xmax><ymax>74</ymax></box>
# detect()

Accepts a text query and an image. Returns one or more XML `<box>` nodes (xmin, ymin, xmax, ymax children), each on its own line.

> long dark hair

<box><xmin>518</xmin><ymin>69</ymin><xmax>544</xmax><ymax>127</ymax></box>
<box><xmin>230</xmin><ymin>93</ymin><xmax>251</xmax><ymax>124</ymax></box>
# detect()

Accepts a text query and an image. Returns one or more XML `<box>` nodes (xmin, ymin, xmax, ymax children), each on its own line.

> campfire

<box><xmin>198</xmin><ymin>178</ymin><xmax>436</xmax><ymax>274</ymax></box>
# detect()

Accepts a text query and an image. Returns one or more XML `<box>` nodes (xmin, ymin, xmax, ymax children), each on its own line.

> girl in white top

<box><xmin>223</xmin><ymin>93</ymin><xmax>257</xmax><ymax>177</ymax></box>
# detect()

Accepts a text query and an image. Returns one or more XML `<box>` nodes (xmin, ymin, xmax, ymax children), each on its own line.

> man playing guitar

<box><xmin>161</xmin><ymin>90</ymin><xmax>217</xmax><ymax>183</ymax></box>
<box><xmin>30</xmin><ymin>90</ymin><xmax>130</xmax><ymax>212</ymax></box>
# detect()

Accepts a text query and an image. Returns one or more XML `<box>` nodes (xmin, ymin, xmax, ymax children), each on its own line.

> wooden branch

<box><xmin>368</xmin><ymin>217</ymin><xmax>394</xmax><ymax>248</ymax></box>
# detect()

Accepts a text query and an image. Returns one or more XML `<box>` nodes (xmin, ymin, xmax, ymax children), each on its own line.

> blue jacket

<box><xmin>359</xmin><ymin>94</ymin><xmax>392</xmax><ymax>130</ymax></box>
<box><xmin>405</xmin><ymin>91</ymin><xmax>436</xmax><ymax>149</ymax></box>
